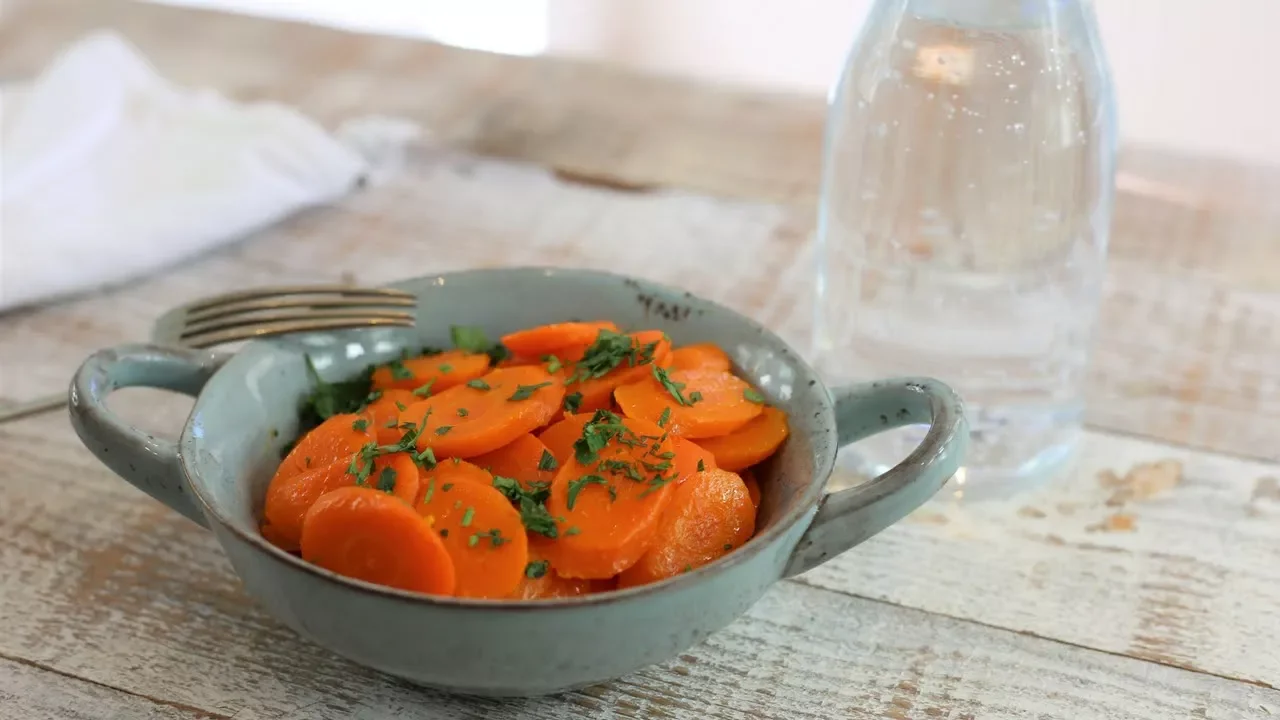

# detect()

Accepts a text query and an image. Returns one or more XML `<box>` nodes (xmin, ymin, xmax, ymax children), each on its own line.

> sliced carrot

<box><xmin>371</xmin><ymin>350</ymin><xmax>490</xmax><ymax>393</ymax></box>
<box><xmin>536</xmin><ymin>413</ymin><xmax>591</xmax><ymax>466</ymax></box>
<box><xmin>566</xmin><ymin>330</ymin><xmax>672</xmax><ymax>415</ymax></box>
<box><xmin>398</xmin><ymin>365</ymin><xmax>565</xmax><ymax>459</ymax></box>
<box><xmin>672</xmin><ymin>437</ymin><xmax>717</xmax><ymax>483</ymax></box>
<box><xmin>741</xmin><ymin>468</ymin><xmax>762</xmax><ymax>509</ymax></box>
<box><xmin>668</xmin><ymin>343</ymin><xmax>732</xmax><ymax>373</ymax></box>
<box><xmin>264</xmin><ymin>451</ymin><xmax>420</xmax><ymax>550</ymax></box>
<box><xmin>616</xmin><ymin>469</ymin><xmax>756</xmax><ymax>589</ymax></box>
<box><xmin>363</xmin><ymin>389</ymin><xmax>418</xmax><ymax>445</ymax></box>
<box><xmin>275</xmin><ymin>413</ymin><xmax>372</xmax><ymax>482</ymax></box>
<box><xmin>260</xmin><ymin>521</ymin><xmax>299</xmax><ymax>553</ymax></box>
<box><xmin>540</xmin><ymin>413</ymin><xmax>677</xmax><ymax>579</ymax></box>
<box><xmin>696</xmin><ymin>406</ymin><xmax>790</xmax><ymax>471</ymax></box>
<box><xmin>418</xmin><ymin>473</ymin><xmax>529</xmax><ymax>598</ymax></box>
<box><xmin>614</xmin><ymin>368</ymin><xmax>762</xmax><ymax>439</ymax></box>
<box><xmin>470</xmin><ymin>433</ymin><xmax>557</xmax><ymax>488</ymax></box>
<box><xmin>300</xmin><ymin>486</ymin><xmax>455</xmax><ymax>595</ymax></box>
<box><xmin>415</xmin><ymin>458</ymin><xmax>496</xmax><ymax>500</ymax></box>
<box><xmin>507</xmin><ymin>546</ymin><xmax>594</xmax><ymax>600</ymax></box>
<box><xmin>501</xmin><ymin>321</ymin><xmax>619</xmax><ymax>358</ymax></box>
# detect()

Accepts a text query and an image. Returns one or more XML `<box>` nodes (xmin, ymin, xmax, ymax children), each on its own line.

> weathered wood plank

<box><xmin>1</xmin><ymin>146</ymin><xmax>1277</xmax><ymax>462</ymax></box>
<box><xmin>0</xmin><ymin>412</ymin><xmax>1276</xmax><ymax>718</ymax></box>
<box><xmin>812</xmin><ymin>431</ymin><xmax>1280</xmax><ymax>689</ymax></box>
<box><xmin>0</xmin><ymin>657</ymin><xmax>212</xmax><ymax>720</ymax></box>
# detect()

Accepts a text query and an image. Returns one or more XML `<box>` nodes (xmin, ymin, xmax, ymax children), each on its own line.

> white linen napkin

<box><xmin>0</xmin><ymin>30</ymin><xmax>419</xmax><ymax>313</ymax></box>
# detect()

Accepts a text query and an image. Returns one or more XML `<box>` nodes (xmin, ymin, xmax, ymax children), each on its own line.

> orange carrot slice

<box><xmin>398</xmin><ymin>365</ymin><xmax>565</xmax><ymax>459</ymax></box>
<box><xmin>300</xmin><ymin>486</ymin><xmax>455</xmax><ymax>594</ymax></box>
<box><xmin>696</xmin><ymin>406</ymin><xmax>790</xmax><ymax>471</ymax></box>
<box><xmin>470</xmin><ymin>433</ymin><xmax>557</xmax><ymax>488</ymax></box>
<box><xmin>540</xmin><ymin>413</ymin><xmax>677</xmax><ymax>578</ymax></box>
<box><xmin>418</xmin><ymin>473</ymin><xmax>529</xmax><ymax>598</ymax></box>
<box><xmin>501</xmin><ymin>321</ymin><xmax>619</xmax><ymax>358</ymax></box>
<box><xmin>672</xmin><ymin>437</ymin><xmax>717</xmax><ymax>483</ymax></box>
<box><xmin>668</xmin><ymin>343</ymin><xmax>731</xmax><ymax>373</ymax></box>
<box><xmin>371</xmin><ymin>350</ymin><xmax>490</xmax><ymax>393</ymax></box>
<box><xmin>742</xmin><ymin>468</ymin><xmax>762</xmax><ymax>509</ymax></box>
<box><xmin>264</xmin><ymin>451</ymin><xmax>420</xmax><ymax>550</ymax></box>
<box><xmin>614</xmin><ymin>368</ymin><xmax>762</xmax><ymax>439</ymax></box>
<box><xmin>508</xmin><ymin>546</ymin><xmax>594</xmax><ymax>600</ymax></box>
<box><xmin>415</xmin><ymin>458</ymin><xmax>495</xmax><ymax>500</ymax></box>
<box><xmin>260</xmin><ymin>521</ymin><xmax>299</xmax><ymax>553</ymax></box>
<box><xmin>565</xmin><ymin>330</ymin><xmax>672</xmax><ymax>415</ymax></box>
<box><xmin>537</xmin><ymin>413</ymin><xmax>591</xmax><ymax>466</ymax></box>
<box><xmin>275</xmin><ymin>413</ymin><xmax>372</xmax><ymax>482</ymax></box>
<box><xmin>616</xmin><ymin>469</ymin><xmax>756</xmax><ymax>588</ymax></box>
<box><xmin>363</xmin><ymin>389</ymin><xmax>418</xmax><ymax>445</ymax></box>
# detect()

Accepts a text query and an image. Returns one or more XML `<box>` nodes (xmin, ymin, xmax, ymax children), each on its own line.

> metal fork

<box><xmin>0</xmin><ymin>285</ymin><xmax>417</xmax><ymax>424</ymax></box>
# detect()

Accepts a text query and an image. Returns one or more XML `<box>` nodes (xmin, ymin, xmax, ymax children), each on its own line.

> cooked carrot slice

<box><xmin>672</xmin><ymin>437</ymin><xmax>717</xmax><ymax>483</ymax></box>
<box><xmin>565</xmin><ymin>330</ymin><xmax>672</xmax><ymax>414</ymax></box>
<box><xmin>398</xmin><ymin>365</ymin><xmax>565</xmax><ymax>459</ymax></box>
<box><xmin>371</xmin><ymin>350</ymin><xmax>490</xmax><ymax>393</ymax></box>
<box><xmin>536</xmin><ymin>413</ymin><xmax>591</xmax><ymax>466</ymax></box>
<box><xmin>614</xmin><ymin>368</ymin><xmax>762</xmax><ymax>439</ymax></box>
<box><xmin>415</xmin><ymin>458</ymin><xmax>495</xmax><ymax>501</ymax></box>
<box><xmin>363</xmin><ymin>389</ymin><xmax>418</xmax><ymax>445</ymax></box>
<box><xmin>418</xmin><ymin>473</ymin><xmax>529</xmax><ymax>598</ymax></box>
<box><xmin>668</xmin><ymin>343</ymin><xmax>731</xmax><ymax>373</ymax></box>
<box><xmin>616</xmin><ymin>469</ymin><xmax>756</xmax><ymax>588</ymax></box>
<box><xmin>508</xmin><ymin>546</ymin><xmax>594</xmax><ymax>600</ymax></box>
<box><xmin>275</xmin><ymin>413</ymin><xmax>372</xmax><ymax>482</ymax></box>
<box><xmin>260</xmin><ymin>521</ymin><xmax>299</xmax><ymax>553</ymax></box>
<box><xmin>540</xmin><ymin>413</ymin><xmax>677</xmax><ymax>579</ymax></box>
<box><xmin>264</xmin><ymin>451</ymin><xmax>419</xmax><ymax>550</ymax></box>
<box><xmin>696</xmin><ymin>406</ymin><xmax>790</xmax><ymax>471</ymax></box>
<box><xmin>470</xmin><ymin>433</ymin><xmax>557</xmax><ymax>488</ymax></box>
<box><xmin>501</xmin><ymin>321</ymin><xmax>619</xmax><ymax>358</ymax></box>
<box><xmin>741</xmin><ymin>468</ymin><xmax>762</xmax><ymax>509</ymax></box>
<box><xmin>300</xmin><ymin>486</ymin><xmax>455</xmax><ymax>594</ymax></box>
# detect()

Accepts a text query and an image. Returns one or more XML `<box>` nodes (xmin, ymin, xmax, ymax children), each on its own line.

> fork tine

<box><xmin>179</xmin><ymin>308</ymin><xmax>415</xmax><ymax>341</ymax></box>
<box><xmin>182</xmin><ymin>285</ymin><xmax>415</xmax><ymax>314</ymax></box>
<box><xmin>184</xmin><ymin>295</ymin><xmax>416</xmax><ymax>323</ymax></box>
<box><xmin>184</xmin><ymin>316</ymin><xmax>416</xmax><ymax>349</ymax></box>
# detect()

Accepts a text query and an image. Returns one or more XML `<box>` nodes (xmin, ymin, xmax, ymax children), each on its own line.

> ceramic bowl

<box><xmin>69</xmin><ymin>267</ymin><xmax>967</xmax><ymax>697</ymax></box>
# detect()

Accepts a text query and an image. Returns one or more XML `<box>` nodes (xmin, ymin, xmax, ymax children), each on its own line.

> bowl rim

<box><xmin>181</xmin><ymin>266</ymin><xmax>838</xmax><ymax>610</ymax></box>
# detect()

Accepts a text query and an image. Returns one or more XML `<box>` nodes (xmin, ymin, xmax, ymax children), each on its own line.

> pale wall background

<box><xmin>153</xmin><ymin>0</ymin><xmax>1278</xmax><ymax>165</ymax></box>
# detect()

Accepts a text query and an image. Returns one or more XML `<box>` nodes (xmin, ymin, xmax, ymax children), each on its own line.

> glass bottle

<box><xmin>813</xmin><ymin>0</ymin><xmax>1117</xmax><ymax>498</ymax></box>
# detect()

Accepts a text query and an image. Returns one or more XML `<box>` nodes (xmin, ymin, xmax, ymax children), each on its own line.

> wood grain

<box><xmin>0</xmin><ymin>411</ymin><xmax>1277</xmax><ymax>718</ymax></box>
<box><xmin>0</xmin><ymin>657</ymin><xmax>209</xmax><ymax>719</ymax></box>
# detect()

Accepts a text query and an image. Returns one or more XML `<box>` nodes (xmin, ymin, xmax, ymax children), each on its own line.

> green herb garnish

<box><xmin>697</xmin><ymin>459</ymin><xmax>706</xmax><ymax>472</ymax></box>
<box><xmin>544</xmin><ymin>355</ymin><xmax>563</xmax><ymax>373</ymax></box>
<box><xmin>565</xmin><ymin>526</ymin><xmax>581</xmax><ymax>536</ymax></box>
<box><xmin>438</xmin><ymin>363</ymin><xmax>454</xmax><ymax>374</ymax></box>
<box><xmin>493</xmin><ymin>476</ymin><xmax>558</xmax><ymax>538</ymax></box>
<box><xmin>376</xmin><ymin>467</ymin><xmax>397</xmax><ymax>492</ymax></box>
<box><xmin>524</xmin><ymin>560</ymin><xmax>550</xmax><ymax>579</ymax></box>
<box><xmin>422</xmin><ymin>479</ymin><xmax>436</xmax><ymax>504</ymax></box>
<box><xmin>353</xmin><ymin>418</ymin><xmax>369</xmax><ymax>432</ymax></box>
<box><xmin>566</xmin><ymin>474</ymin><xmax>609</xmax><ymax>510</ymax></box>
<box><xmin>657</xmin><ymin>407</ymin><xmax>671</xmax><ymax>428</ymax></box>
<box><xmin>652</xmin><ymin>365</ymin><xmax>694</xmax><ymax>406</ymax></box>
<box><xmin>469</xmin><ymin>528</ymin><xmax>506</xmax><ymax>548</ymax></box>
<box><xmin>450</xmin><ymin>325</ymin><xmax>511</xmax><ymax>363</ymax></box>
<box><xmin>509</xmin><ymin>382</ymin><xmax>553</xmax><ymax>401</ymax></box>
<box><xmin>412</xmin><ymin>381</ymin><xmax>434</xmax><ymax>398</ymax></box>
<box><xmin>537</xmin><ymin>449</ymin><xmax>558</xmax><ymax>471</ymax></box>
<box><xmin>743</xmin><ymin>388</ymin><xmax>765</xmax><ymax>404</ymax></box>
<box><xmin>301</xmin><ymin>356</ymin><xmax>375</xmax><ymax>426</ymax></box>
<box><xmin>435</xmin><ymin>425</ymin><xmax>453</xmax><ymax>436</ymax></box>
<box><xmin>457</xmin><ymin>407</ymin><xmax>469</xmax><ymax>417</ymax></box>
<box><xmin>387</xmin><ymin>359</ymin><xmax>414</xmax><ymax>381</ymax></box>
<box><xmin>460</xmin><ymin>507</ymin><xmax>475</xmax><ymax>527</ymax></box>
<box><xmin>563</xmin><ymin>392</ymin><xmax>583</xmax><ymax>414</ymax></box>
<box><xmin>467</xmin><ymin>379</ymin><xmax>491</xmax><ymax>391</ymax></box>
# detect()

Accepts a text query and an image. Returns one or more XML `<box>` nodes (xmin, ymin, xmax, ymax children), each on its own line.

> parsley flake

<box><xmin>697</xmin><ymin>459</ymin><xmax>706</xmax><ymax>472</ymax></box>
<box><xmin>563</xmin><ymin>392</ymin><xmax>584</xmax><ymax>414</ymax></box>
<box><xmin>743</xmin><ymin>388</ymin><xmax>765</xmax><ymax>404</ymax></box>
<box><xmin>566</xmin><ymin>474</ymin><xmax>609</xmax><ymax>510</ymax></box>
<box><xmin>657</xmin><ymin>407</ymin><xmax>671</xmax><ymax>428</ymax></box>
<box><xmin>387</xmin><ymin>359</ymin><xmax>414</xmax><ymax>381</ymax></box>
<box><xmin>652</xmin><ymin>365</ymin><xmax>695</xmax><ymax>406</ymax></box>
<box><xmin>537</xmin><ymin>449</ymin><xmax>558</xmax><ymax>471</ymax></box>
<box><xmin>467</xmin><ymin>379</ymin><xmax>491</xmax><ymax>391</ymax></box>
<box><xmin>524</xmin><ymin>560</ymin><xmax>550</xmax><ymax>579</ymax></box>
<box><xmin>435</xmin><ymin>425</ymin><xmax>453</xmax><ymax>436</ymax></box>
<box><xmin>457</xmin><ymin>407</ymin><xmax>469</xmax><ymax>417</ymax></box>
<box><xmin>352</xmin><ymin>418</ymin><xmax>369</xmax><ymax>432</ymax></box>
<box><xmin>544</xmin><ymin>355</ymin><xmax>563</xmax><ymax>373</ymax></box>
<box><xmin>460</xmin><ymin>507</ymin><xmax>475</xmax><ymax>527</ymax></box>
<box><xmin>509</xmin><ymin>382</ymin><xmax>553</xmax><ymax>402</ymax></box>
<box><xmin>438</xmin><ymin>363</ymin><xmax>454</xmax><ymax>374</ymax></box>
<box><xmin>376</xmin><ymin>467</ymin><xmax>397</xmax><ymax>493</ymax></box>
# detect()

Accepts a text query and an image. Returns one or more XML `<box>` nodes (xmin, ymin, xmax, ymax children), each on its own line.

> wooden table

<box><xmin>2</xmin><ymin>2</ymin><xmax>1278</xmax><ymax>718</ymax></box>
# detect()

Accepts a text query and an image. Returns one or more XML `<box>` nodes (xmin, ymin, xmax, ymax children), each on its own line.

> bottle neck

<box><xmin>905</xmin><ymin>0</ymin><xmax>1084</xmax><ymax>27</ymax></box>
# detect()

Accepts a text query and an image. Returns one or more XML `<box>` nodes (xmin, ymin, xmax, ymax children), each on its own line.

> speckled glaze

<box><xmin>69</xmin><ymin>267</ymin><xmax>968</xmax><ymax>697</ymax></box>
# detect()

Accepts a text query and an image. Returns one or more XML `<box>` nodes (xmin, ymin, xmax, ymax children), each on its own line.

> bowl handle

<box><xmin>782</xmin><ymin>378</ymin><xmax>969</xmax><ymax>577</ymax></box>
<box><xmin>69</xmin><ymin>344</ymin><xmax>228</xmax><ymax>528</ymax></box>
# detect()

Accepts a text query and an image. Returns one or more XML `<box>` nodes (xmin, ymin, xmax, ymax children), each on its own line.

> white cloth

<box><xmin>0</xmin><ymin>30</ymin><xmax>419</xmax><ymax>312</ymax></box>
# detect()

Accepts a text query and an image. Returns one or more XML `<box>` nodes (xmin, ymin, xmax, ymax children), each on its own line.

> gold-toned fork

<box><xmin>0</xmin><ymin>285</ymin><xmax>417</xmax><ymax>424</ymax></box>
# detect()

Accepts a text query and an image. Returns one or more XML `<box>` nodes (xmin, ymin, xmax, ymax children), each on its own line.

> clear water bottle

<box><xmin>813</xmin><ymin>0</ymin><xmax>1117</xmax><ymax>497</ymax></box>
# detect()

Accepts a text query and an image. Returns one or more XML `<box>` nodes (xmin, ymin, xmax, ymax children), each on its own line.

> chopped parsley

<box><xmin>438</xmin><ymin>363</ymin><xmax>454</xmax><ymax>374</ymax></box>
<box><xmin>352</xmin><ymin>418</ymin><xmax>369</xmax><ymax>432</ymax></box>
<box><xmin>450</xmin><ymin>325</ymin><xmax>511</xmax><ymax>363</ymax></box>
<box><xmin>468</xmin><ymin>528</ymin><xmax>506</xmax><ymax>548</ymax></box>
<box><xmin>442</xmin><ymin>483</ymin><xmax>454</xmax><ymax>491</ymax></box>
<box><xmin>563</xmin><ymin>392</ymin><xmax>583</xmax><ymax>414</ymax></box>
<box><xmin>394</xmin><ymin>401</ymin><xmax>408</xmax><ymax>412</ymax></box>
<box><xmin>657</xmin><ymin>407</ymin><xmax>671</xmax><ymax>428</ymax></box>
<box><xmin>723</xmin><ymin>543</ymin><xmax>733</xmax><ymax>551</ymax></box>
<box><xmin>439</xmin><ymin>529</ymin><xmax>449</xmax><ymax>538</ymax></box>
<box><xmin>566</xmin><ymin>474</ymin><xmax>609</xmax><ymax>510</ymax></box>
<box><xmin>422</xmin><ymin>479</ymin><xmax>437</xmax><ymax>504</ymax></box>
<box><xmin>460</xmin><ymin>507</ymin><xmax>475</xmax><ymax>527</ymax></box>
<box><xmin>565</xmin><ymin>526</ymin><xmax>581</xmax><ymax>536</ymax></box>
<box><xmin>697</xmin><ymin>459</ymin><xmax>706</xmax><ymax>472</ymax></box>
<box><xmin>537</xmin><ymin>449</ymin><xmax>558</xmax><ymax>471</ymax></box>
<box><xmin>743</xmin><ymin>388</ymin><xmax>765</xmax><ymax>404</ymax></box>
<box><xmin>300</xmin><ymin>356</ymin><xmax>375</xmax><ymax>427</ymax></box>
<box><xmin>688</xmin><ymin>391</ymin><xmax>703</xmax><ymax>404</ymax></box>
<box><xmin>376</xmin><ymin>467</ymin><xmax>397</xmax><ymax>493</ymax></box>
<box><xmin>524</xmin><ymin>560</ymin><xmax>550</xmax><ymax>579</ymax></box>
<box><xmin>544</xmin><ymin>355</ymin><xmax>563</xmax><ymax>373</ymax></box>
<box><xmin>652</xmin><ymin>365</ymin><xmax>696</xmax><ymax>406</ymax></box>
<box><xmin>387</xmin><ymin>359</ymin><xmax>414</xmax><ymax>381</ymax></box>
<box><xmin>492</xmin><ymin>476</ymin><xmax>558</xmax><ymax>538</ymax></box>
<box><xmin>435</xmin><ymin>425</ymin><xmax>453</xmax><ymax>436</ymax></box>
<box><xmin>457</xmin><ymin>407</ymin><xmax>469</xmax><ymax>417</ymax></box>
<box><xmin>412</xmin><ymin>381</ymin><xmax>434</xmax><ymax>398</ymax></box>
<box><xmin>509</xmin><ymin>382</ymin><xmax>553</xmax><ymax>401</ymax></box>
<box><xmin>467</xmin><ymin>379</ymin><xmax>491</xmax><ymax>391</ymax></box>
<box><xmin>564</xmin><ymin>330</ymin><xmax>659</xmax><ymax>385</ymax></box>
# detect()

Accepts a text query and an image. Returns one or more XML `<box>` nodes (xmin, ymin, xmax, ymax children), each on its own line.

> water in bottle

<box><xmin>813</xmin><ymin>0</ymin><xmax>1117</xmax><ymax>497</ymax></box>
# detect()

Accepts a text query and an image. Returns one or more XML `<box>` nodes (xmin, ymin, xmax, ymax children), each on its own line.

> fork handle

<box><xmin>0</xmin><ymin>392</ymin><xmax>66</xmax><ymax>424</ymax></box>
